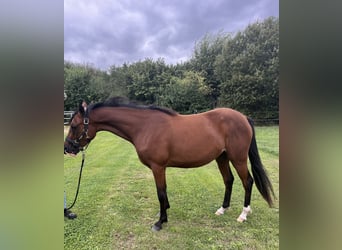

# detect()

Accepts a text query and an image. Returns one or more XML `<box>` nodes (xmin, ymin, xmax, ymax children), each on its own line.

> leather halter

<box><xmin>66</xmin><ymin>110</ymin><xmax>90</xmax><ymax>150</ymax></box>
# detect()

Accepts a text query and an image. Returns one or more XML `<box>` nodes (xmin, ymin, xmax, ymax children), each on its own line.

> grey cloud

<box><xmin>64</xmin><ymin>0</ymin><xmax>278</xmax><ymax>69</ymax></box>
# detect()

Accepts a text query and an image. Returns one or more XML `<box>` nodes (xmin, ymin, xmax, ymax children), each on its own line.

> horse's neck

<box><xmin>92</xmin><ymin>107</ymin><xmax>147</xmax><ymax>142</ymax></box>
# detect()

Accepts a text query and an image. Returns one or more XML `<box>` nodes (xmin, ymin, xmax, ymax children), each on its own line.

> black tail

<box><xmin>247</xmin><ymin>117</ymin><xmax>275</xmax><ymax>207</ymax></box>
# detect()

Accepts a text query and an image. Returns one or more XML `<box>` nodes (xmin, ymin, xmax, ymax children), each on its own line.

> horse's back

<box><xmin>164</xmin><ymin>108</ymin><xmax>252</xmax><ymax>167</ymax></box>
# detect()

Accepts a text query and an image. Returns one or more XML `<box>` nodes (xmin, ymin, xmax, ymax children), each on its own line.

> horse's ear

<box><xmin>79</xmin><ymin>101</ymin><xmax>87</xmax><ymax>115</ymax></box>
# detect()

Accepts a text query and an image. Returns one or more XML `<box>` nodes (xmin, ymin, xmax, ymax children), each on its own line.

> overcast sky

<box><xmin>64</xmin><ymin>0</ymin><xmax>278</xmax><ymax>70</ymax></box>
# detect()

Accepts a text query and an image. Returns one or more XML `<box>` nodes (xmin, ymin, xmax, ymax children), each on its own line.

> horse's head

<box><xmin>64</xmin><ymin>101</ymin><xmax>94</xmax><ymax>155</ymax></box>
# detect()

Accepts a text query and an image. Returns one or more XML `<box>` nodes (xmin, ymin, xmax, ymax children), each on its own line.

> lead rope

<box><xmin>65</xmin><ymin>150</ymin><xmax>86</xmax><ymax>211</ymax></box>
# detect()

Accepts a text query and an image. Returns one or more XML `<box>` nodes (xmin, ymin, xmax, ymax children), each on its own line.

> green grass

<box><xmin>64</xmin><ymin>126</ymin><xmax>279</xmax><ymax>249</ymax></box>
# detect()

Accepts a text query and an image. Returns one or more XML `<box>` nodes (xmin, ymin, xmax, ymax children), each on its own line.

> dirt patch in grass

<box><xmin>113</xmin><ymin>231</ymin><xmax>136</xmax><ymax>249</ymax></box>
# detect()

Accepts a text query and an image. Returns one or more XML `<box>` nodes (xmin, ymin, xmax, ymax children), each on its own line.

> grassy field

<box><xmin>64</xmin><ymin>126</ymin><xmax>279</xmax><ymax>249</ymax></box>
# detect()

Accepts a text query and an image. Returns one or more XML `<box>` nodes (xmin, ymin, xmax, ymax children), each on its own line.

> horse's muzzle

<box><xmin>64</xmin><ymin>145</ymin><xmax>80</xmax><ymax>155</ymax></box>
<box><xmin>64</xmin><ymin>139</ymin><xmax>81</xmax><ymax>155</ymax></box>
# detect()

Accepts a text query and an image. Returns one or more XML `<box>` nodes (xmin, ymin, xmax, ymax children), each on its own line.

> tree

<box><xmin>159</xmin><ymin>71</ymin><xmax>211</xmax><ymax>114</ymax></box>
<box><xmin>189</xmin><ymin>32</ymin><xmax>229</xmax><ymax>108</ymax></box>
<box><xmin>64</xmin><ymin>62</ymin><xmax>93</xmax><ymax>110</ymax></box>
<box><xmin>110</xmin><ymin>58</ymin><xmax>169</xmax><ymax>104</ymax></box>
<box><xmin>217</xmin><ymin>17</ymin><xmax>279</xmax><ymax>119</ymax></box>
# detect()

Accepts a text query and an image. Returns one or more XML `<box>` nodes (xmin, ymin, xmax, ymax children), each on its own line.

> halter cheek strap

<box><xmin>82</xmin><ymin>117</ymin><xmax>90</xmax><ymax>139</ymax></box>
<box><xmin>78</xmin><ymin>111</ymin><xmax>91</xmax><ymax>149</ymax></box>
<box><xmin>81</xmin><ymin>116</ymin><xmax>91</xmax><ymax>150</ymax></box>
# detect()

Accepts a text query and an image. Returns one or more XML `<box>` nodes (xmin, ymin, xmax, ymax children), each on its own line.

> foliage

<box><xmin>216</xmin><ymin>17</ymin><xmax>279</xmax><ymax>119</ymax></box>
<box><xmin>188</xmin><ymin>32</ymin><xmax>230</xmax><ymax>108</ymax></box>
<box><xmin>120</xmin><ymin>58</ymin><xmax>169</xmax><ymax>104</ymax></box>
<box><xmin>64</xmin><ymin>17</ymin><xmax>279</xmax><ymax>121</ymax></box>
<box><xmin>159</xmin><ymin>71</ymin><xmax>212</xmax><ymax>114</ymax></box>
<box><xmin>64</xmin><ymin>62</ymin><xmax>109</xmax><ymax>110</ymax></box>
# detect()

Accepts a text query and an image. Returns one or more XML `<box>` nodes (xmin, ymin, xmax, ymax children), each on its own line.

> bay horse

<box><xmin>64</xmin><ymin>97</ymin><xmax>274</xmax><ymax>231</ymax></box>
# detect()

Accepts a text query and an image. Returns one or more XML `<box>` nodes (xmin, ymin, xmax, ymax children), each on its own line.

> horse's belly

<box><xmin>167</xmin><ymin>141</ymin><xmax>224</xmax><ymax>168</ymax></box>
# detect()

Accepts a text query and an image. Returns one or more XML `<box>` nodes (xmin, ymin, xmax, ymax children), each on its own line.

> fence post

<box><xmin>64</xmin><ymin>111</ymin><xmax>74</xmax><ymax>125</ymax></box>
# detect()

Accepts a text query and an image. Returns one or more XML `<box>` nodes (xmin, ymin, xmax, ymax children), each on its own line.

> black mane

<box><xmin>89</xmin><ymin>97</ymin><xmax>178</xmax><ymax>116</ymax></box>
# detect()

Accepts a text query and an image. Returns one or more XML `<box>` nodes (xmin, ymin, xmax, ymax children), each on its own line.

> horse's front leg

<box><xmin>151</xmin><ymin>165</ymin><xmax>168</xmax><ymax>231</ymax></box>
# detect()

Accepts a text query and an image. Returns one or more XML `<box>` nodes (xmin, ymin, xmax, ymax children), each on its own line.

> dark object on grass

<box><xmin>64</xmin><ymin>209</ymin><xmax>77</xmax><ymax>219</ymax></box>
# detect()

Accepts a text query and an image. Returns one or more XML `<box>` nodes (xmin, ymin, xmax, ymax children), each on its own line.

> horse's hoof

<box><xmin>215</xmin><ymin>206</ymin><xmax>228</xmax><ymax>216</ymax></box>
<box><xmin>237</xmin><ymin>206</ymin><xmax>251</xmax><ymax>222</ymax></box>
<box><xmin>237</xmin><ymin>216</ymin><xmax>246</xmax><ymax>222</ymax></box>
<box><xmin>151</xmin><ymin>224</ymin><xmax>161</xmax><ymax>232</ymax></box>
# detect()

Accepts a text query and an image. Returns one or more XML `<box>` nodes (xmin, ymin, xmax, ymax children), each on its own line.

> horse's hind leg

<box><xmin>232</xmin><ymin>159</ymin><xmax>254</xmax><ymax>222</ymax></box>
<box><xmin>215</xmin><ymin>153</ymin><xmax>234</xmax><ymax>215</ymax></box>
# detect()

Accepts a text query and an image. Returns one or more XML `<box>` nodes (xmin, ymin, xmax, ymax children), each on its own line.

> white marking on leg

<box><xmin>215</xmin><ymin>206</ymin><xmax>229</xmax><ymax>215</ymax></box>
<box><xmin>237</xmin><ymin>206</ymin><xmax>252</xmax><ymax>222</ymax></box>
